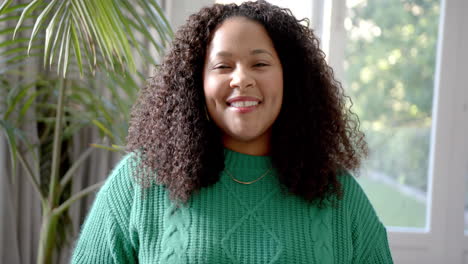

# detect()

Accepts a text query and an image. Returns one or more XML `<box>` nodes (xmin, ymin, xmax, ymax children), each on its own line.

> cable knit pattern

<box><xmin>71</xmin><ymin>149</ymin><xmax>394</xmax><ymax>263</ymax></box>
<box><xmin>220</xmin><ymin>178</ymin><xmax>283</xmax><ymax>263</ymax></box>
<box><xmin>160</xmin><ymin>200</ymin><xmax>191</xmax><ymax>263</ymax></box>
<box><xmin>309</xmin><ymin>204</ymin><xmax>333</xmax><ymax>264</ymax></box>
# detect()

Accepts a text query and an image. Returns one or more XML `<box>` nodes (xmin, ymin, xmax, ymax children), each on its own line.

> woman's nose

<box><xmin>230</xmin><ymin>67</ymin><xmax>255</xmax><ymax>90</ymax></box>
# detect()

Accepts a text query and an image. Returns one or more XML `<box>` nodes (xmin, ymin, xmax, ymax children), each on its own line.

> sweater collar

<box><xmin>223</xmin><ymin>148</ymin><xmax>272</xmax><ymax>171</ymax></box>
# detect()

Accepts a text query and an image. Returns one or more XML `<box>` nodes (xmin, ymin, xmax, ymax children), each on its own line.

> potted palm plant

<box><xmin>0</xmin><ymin>0</ymin><xmax>172</xmax><ymax>263</ymax></box>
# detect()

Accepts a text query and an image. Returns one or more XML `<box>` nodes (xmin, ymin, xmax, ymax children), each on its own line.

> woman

<box><xmin>72</xmin><ymin>1</ymin><xmax>393</xmax><ymax>263</ymax></box>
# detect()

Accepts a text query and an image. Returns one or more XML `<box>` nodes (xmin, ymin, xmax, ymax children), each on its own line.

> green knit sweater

<box><xmin>72</xmin><ymin>149</ymin><xmax>393</xmax><ymax>263</ymax></box>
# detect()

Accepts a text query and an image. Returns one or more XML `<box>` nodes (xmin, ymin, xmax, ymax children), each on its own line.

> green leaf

<box><xmin>0</xmin><ymin>25</ymin><xmax>33</xmax><ymax>36</ymax></box>
<box><xmin>123</xmin><ymin>10</ymin><xmax>164</xmax><ymax>56</ymax></box>
<box><xmin>18</xmin><ymin>89</ymin><xmax>51</xmax><ymax>122</ymax></box>
<box><xmin>138</xmin><ymin>0</ymin><xmax>171</xmax><ymax>45</ymax></box>
<box><xmin>70</xmin><ymin>17</ymin><xmax>83</xmax><ymax>76</ymax></box>
<box><xmin>106</xmin><ymin>69</ymin><xmax>140</xmax><ymax>103</ymax></box>
<box><xmin>61</xmin><ymin>121</ymin><xmax>87</xmax><ymax>140</ymax></box>
<box><xmin>73</xmin><ymin>0</ymin><xmax>109</xmax><ymax>69</ymax></box>
<box><xmin>62</xmin><ymin>17</ymin><xmax>72</xmax><ymax>77</ymax></box>
<box><xmin>28</xmin><ymin>0</ymin><xmax>59</xmax><ymax>55</ymax></box>
<box><xmin>95</xmin><ymin>0</ymin><xmax>131</xmax><ymax>70</ymax></box>
<box><xmin>0</xmin><ymin>119</ymin><xmax>19</xmax><ymax>180</ymax></box>
<box><xmin>0</xmin><ymin>3</ymin><xmax>32</xmax><ymax>20</ymax></box>
<box><xmin>0</xmin><ymin>14</ymin><xmax>20</xmax><ymax>23</ymax></box>
<box><xmin>69</xmin><ymin>1</ymin><xmax>93</xmax><ymax>59</ymax></box>
<box><xmin>0</xmin><ymin>52</ymin><xmax>41</xmax><ymax>66</ymax></box>
<box><xmin>13</xmin><ymin>0</ymin><xmax>43</xmax><ymax>39</ymax></box>
<box><xmin>43</xmin><ymin>0</ymin><xmax>66</xmax><ymax>68</ymax></box>
<box><xmin>46</xmin><ymin>4</ymin><xmax>68</xmax><ymax>68</ymax></box>
<box><xmin>0</xmin><ymin>37</ymin><xmax>34</xmax><ymax>48</ymax></box>
<box><xmin>3</xmin><ymin>86</ymin><xmax>29</xmax><ymax>120</ymax></box>
<box><xmin>4</xmin><ymin>82</ymin><xmax>35</xmax><ymax>120</ymax></box>
<box><xmin>90</xmin><ymin>143</ymin><xmax>122</xmax><ymax>152</ymax></box>
<box><xmin>147</xmin><ymin>0</ymin><xmax>173</xmax><ymax>37</ymax></box>
<box><xmin>56</xmin><ymin>17</ymin><xmax>70</xmax><ymax>77</ymax></box>
<box><xmin>0</xmin><ymin>118</ymin><xmax>37</xmax><ymax>178</ymax></box>
<box><xmin>0</xmin><ymin>45</ymin><xmax>42</xmax><ymax>57</ymax></box>
<box><xmin>91</xmin><ymin>119</ymin><xmax>115</xmax><ymax>141</ymax></box>
<box><xmin>0</xmin><ymin>0</ymin><xmax>12</xmax><ymax>15</ymax></box>
<box><xmin>59</xmin><ymin>146</ymin><xmax>94</xmax><ymax>187</ymax></box>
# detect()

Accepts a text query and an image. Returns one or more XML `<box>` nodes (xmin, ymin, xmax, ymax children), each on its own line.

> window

<box><xmin>343</xmin><ymin>0</ymin><xmax>441</xmax><ymax>230</ymax></box>
<box><xmin>330</xmin><ymin>0</ymin><xmax>468</xmax><ymax>262</ymax></box>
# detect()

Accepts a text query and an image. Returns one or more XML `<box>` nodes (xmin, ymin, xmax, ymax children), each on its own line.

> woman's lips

<box><xmin>229</xmin><ymin>102</ymin><xmax>259</xmax><ymax>113</ymax></box>
<box><xmin>226</xmin><ymin>96</ymin><xmax>261</xmax><ymax>113</ymax></box>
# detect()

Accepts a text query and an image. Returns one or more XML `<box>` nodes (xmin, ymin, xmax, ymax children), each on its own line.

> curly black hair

<box><xmin>127</xmin><ymin>0</ymin><xmax>367</xmax><ymax>205</ymax></box>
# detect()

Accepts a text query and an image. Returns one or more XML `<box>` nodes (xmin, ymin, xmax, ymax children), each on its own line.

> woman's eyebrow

<box><xmin>213</xmin><ymin>49</ymin><xmax>274</xmax><ymax>58</ymax></box>
<box><xmin>250</xmin><ymin>49</ymin><xmax>274</xmax><ymax>58</ymax></box>
<box><xmin>214</xmin><ymin>51</ymin><xmax>233</xmax><ymax>58</ymax></box>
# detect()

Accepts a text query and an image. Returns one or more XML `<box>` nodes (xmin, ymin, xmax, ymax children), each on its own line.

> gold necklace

<box><xmin>224</xmin><ymin>167</ymin><xmax>272</xmax><ymax>185</ymax></box>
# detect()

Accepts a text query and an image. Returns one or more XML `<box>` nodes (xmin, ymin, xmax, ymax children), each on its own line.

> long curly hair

<box><xmin>127</xmin><ymin>0</ymin><xmax>367</xmax><ymax>205</ymax></box>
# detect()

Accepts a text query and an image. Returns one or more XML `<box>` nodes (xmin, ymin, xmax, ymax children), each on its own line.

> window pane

<box><xmin>343</xmin><ymin>0</ymin><xmax>440</xmax><ymax>229</ymax></box>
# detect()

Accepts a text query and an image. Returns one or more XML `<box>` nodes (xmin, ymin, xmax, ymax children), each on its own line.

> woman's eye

<box><xmin>253</xmin><ymin>63</ymin><xmax>269</xmax><ymax>67</ymax></box>
<box><xmin>214</xmin><ymin>65</ymin><xmax>230</xmax><ymax>69</ymax></box>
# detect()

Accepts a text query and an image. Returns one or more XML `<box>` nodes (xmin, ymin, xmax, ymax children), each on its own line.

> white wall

<box><xmin>165</xmin><ymin>0</ymin><xmax>215</xmax><ymax>32</ymax></box>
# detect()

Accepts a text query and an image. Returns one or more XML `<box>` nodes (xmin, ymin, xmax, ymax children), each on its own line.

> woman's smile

<box><xmin>227</xmin><ymin>96</ymin><xmax>262</xmax><ymax>113</ymax></box>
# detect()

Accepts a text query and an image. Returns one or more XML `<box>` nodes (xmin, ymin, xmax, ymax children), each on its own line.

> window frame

<box><xmin>327</xmin><ymin>0</ymin><xmax>468</xmax><ymax>263</ymax></box>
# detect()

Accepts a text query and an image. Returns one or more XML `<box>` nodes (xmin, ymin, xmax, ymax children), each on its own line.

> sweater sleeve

<box><xmin>71</xmin><ymin>154</ymin><xmax>138</xmax><ymax>264</ymax></box>
<box><xmin>341</xmin><ymin>174</ymin><xmax>394</xmax><ymax>264</ymax></box>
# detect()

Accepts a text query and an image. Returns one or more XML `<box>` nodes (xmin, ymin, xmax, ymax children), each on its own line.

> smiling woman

<box><xmin>71</xmin><ymin>1</ymin><xmax>393</xmax><ymax>263</ymax></box>
<box><xmin>203</xmin><ymin>17</ymin><xmax>283</xmax><ymax>155</ymax></box>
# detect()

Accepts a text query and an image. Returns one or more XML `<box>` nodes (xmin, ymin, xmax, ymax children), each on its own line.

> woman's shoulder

<box><xmin>100</xmin><ymin>152</ymin><xmax>139</xmax><ymax>194</ymax></box>
<box><xmin>94</xmin><ymin>152</ymin><xmax>163</xmax><ymax>225</ymax></box>
<box><xmin>336</xmin><ymin>172</ymin><xmax>375</xmax><ymax>212</ymax></box>
<box><xmin>335</xmin><ymin>172</ymin><xmax>393</xmax><ymax>262</ymax></box>
<box><xmin>335</xmin><ymin>172</ymin><xmax>385</xmax><ymax>231</ymax></box>
<box><xmin>335</xmin><ymin>171</ymin><xmax>387</xmax><ymax>238</ymax></box>
<box><xmin>100</xmin><ymin>152</ymin><xmax>167</xmax><ymax>204</ymax></box>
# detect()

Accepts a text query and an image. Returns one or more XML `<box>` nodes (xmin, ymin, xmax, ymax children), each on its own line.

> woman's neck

<box><xmin>222</xmin><ymin>132</ymin><xmax>271</xmax><ymax>156</ymax></box>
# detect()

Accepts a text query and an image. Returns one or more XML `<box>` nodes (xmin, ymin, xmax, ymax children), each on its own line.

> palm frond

<box><xmin>10</xmin><ymin>0</ymin><xmax>172</xmax><ymax>77</ymax></box>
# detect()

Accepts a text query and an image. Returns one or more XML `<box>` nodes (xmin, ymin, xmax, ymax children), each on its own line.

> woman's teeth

<box><xmin>230</xmin><ymin>101</ymin><xmax>259</xmax><ymax>107</ymax></box>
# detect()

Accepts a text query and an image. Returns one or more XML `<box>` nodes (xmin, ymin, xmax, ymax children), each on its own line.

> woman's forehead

<box><xmin>206</xmin><ymin>17</ymin><xmax>276</xmax><ymax>57</ymax></box>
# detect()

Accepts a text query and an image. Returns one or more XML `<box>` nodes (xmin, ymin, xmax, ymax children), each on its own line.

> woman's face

<box><xmin>203</xmin><ymin>17</ymin><xmax>283</xmax><ymax>155</ymax></box>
